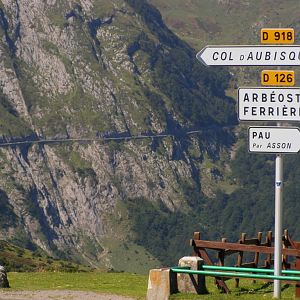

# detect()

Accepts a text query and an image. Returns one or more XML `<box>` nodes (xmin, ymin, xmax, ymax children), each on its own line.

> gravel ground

<box><xmin>0</xmin><ymin>290</ymin><xmax>136</xmax><ymax>300</ymax></box>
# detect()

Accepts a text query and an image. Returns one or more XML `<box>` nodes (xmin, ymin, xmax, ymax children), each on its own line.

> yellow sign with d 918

<box><xmin>261</xmin><ymin>70</ymin><xmax>295</xmax><ymax>86</ymax></box>
<box><xmin>261</xmin><ymin>28</ymin><xmax>294</xmax><ymax>44</ymax></box>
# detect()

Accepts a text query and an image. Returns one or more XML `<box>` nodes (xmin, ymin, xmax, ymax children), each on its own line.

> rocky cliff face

<box><xmin>0</xmin><ymin>0</ymin><xmax>235</xmax><ymax>270</ymax></box>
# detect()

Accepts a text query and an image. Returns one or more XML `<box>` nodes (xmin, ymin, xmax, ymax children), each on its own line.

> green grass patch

<box><xmin>6</xmin><ymin>272</ymin><xmax>297</xmax><ymax>299</ymax></box>
<box><xmin>92</xmin><ymin>2</ymin><xmax>117</xmax><ymax>18</ymax></box>
<box><xmin>170</xmin><ymin>276</ymin><xmax>295</xmax><ymax>299</ymax></box>
<box><xmin>100</xmin><ymin>238</ymin><xmax>161</xmax><ymax>275</ymax></box>
<box><xmin>150</xmin><ymin>0</ymin><xmax>300</xmax><ymax>49</ymax></box>
<box><xmin>7</xmin><ymin>272</ymin><xmax>148</xmax><ymax>298</ymax></box>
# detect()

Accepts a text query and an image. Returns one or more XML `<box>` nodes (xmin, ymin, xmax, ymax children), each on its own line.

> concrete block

<box><xmin>146</xmin><ymin>268</ymin><xmax>177</xmax><ymax>300</ymax></box>
<box><xmin>177</xmin><ymin>256</ymin><xmax>207</xmax><ymax>294</ymax></box>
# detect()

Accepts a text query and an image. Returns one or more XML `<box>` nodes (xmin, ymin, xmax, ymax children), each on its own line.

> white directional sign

<box><xmin>249</xmin><ymin>127</ymin><xmax>300</xmax><ymax>153</ymax></box>
<box><xmin>196</xmin><ymin>45</ymin><xmax>300</xmax><ymax>66</ymax></box>
<box><xmin>238</xmin><ymin>87</ymin><xmax>300</xmax><ymax>121</ymax></box>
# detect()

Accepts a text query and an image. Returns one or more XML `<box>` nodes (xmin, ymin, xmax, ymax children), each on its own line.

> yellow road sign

<box><xmin>261</xmin><ymin>70</ymin><xmax>295</xmax><ymax>86</ymax></box>
<box><xmin>261</xmin><ymin>28</ymin><xmax>294</xmax><ymax>44</ymax></box>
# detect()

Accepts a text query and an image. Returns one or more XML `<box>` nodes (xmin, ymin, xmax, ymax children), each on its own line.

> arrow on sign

<box><xmin>248</xmin><ymin>127</ymin><xmax>300</xmax><ymax>153</ymax></box>
<box><xmin>196</xmin><ymin>45</ymin><xmax>300</xmax><ymax>66</ymax></box>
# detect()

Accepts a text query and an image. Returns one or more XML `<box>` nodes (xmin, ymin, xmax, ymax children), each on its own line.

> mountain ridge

<box><xmin>0</xmin><ymin>0</ymin><xmax>237</xmax><ymax>271</ymax></box>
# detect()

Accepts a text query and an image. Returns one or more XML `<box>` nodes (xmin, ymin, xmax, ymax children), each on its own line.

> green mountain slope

<box><xmin>149</xmin><ymin>0</ymin><xmax>300</xmax><ymax>92</ymax></box>
<box><xmin>149</xmin><ymin>0</ymin><xmax>300</xmax><ymax>243</ymax></box>
<box><xmin>149</xmin><ymin>0</ymin><xmax>300</xmax><ymax>49</ymax></box>
<box><xmin>2</xmin><ymin>0</ymin><xmax>298</xmax><ymax>272</ymax></box>
<box><xmin>0</xmin><ymin>0</ymin><xmax>238</xmax><ymax>271</ymax></box>
<box><xmin>0</xmin><ymin>240</ymin><xmax>92</xmax><ymax>272</ymax></box>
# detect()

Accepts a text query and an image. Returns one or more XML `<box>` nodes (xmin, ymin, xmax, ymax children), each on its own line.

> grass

<box><xmin>170</xmin><ymin>277</ymin><xmax>295</xmax><ymax>299</ymax></box>
<box><xmin>7</xmin><ymin>272</ymin><xmax>148</xmax><ymax>299</ymax></box>
<box><xmin>150</xmin><ymin>0</ymin><xmax>300</xmax><ymax>48</ymax></box>
<box><xmin>99</xmin><ymin>238</ymin><xmax>161</xmax><ymax>275</ymax></box>
<box><xmin>5</xmin><ymin>272</ymin><xmax>297</xmax><ymax>299</ymax></box>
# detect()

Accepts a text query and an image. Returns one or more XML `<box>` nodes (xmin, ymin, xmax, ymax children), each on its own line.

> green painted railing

<box><xmin>202</xmin><ymin>265</ymin><xmax>300</xmax><ymax>275</ymax></box>
<box><xmin>171</xmin><ymin>266</ymin><xmax>300</xmax><ymax>281</ymax></box>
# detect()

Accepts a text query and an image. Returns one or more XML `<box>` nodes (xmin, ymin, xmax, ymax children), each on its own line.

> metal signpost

<box><xmin>196</xmin><ymin>28</ymin><xmax>297</xmax><ymax>299</ymax></box>
<box><xmin>274</xmin><ymin>152</ymin><xmax>283</xmax><ymax>298</ymax></box>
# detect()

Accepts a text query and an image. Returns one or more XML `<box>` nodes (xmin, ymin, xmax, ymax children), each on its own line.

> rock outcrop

<box><xmin>0</xmin><ymin>266</ymin><xmax>9</xmax><ymax>288</ymax></box>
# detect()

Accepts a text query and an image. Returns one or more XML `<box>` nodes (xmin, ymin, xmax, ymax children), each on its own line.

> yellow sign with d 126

<box><xmin>261</xmin><ymin>28</ymin><xmax>294</xmax><ymax>44</ymax></box>
<box><xmin>261</xmin><ymin>70</ymin><xmax>295</xmax><ymax>86</ymax></box>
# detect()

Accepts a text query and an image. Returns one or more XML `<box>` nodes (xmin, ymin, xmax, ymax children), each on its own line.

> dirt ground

<box><xmin>0</xmin><ymin>290</ymin><xmax>136</xmax><ymax>300</ymax></box>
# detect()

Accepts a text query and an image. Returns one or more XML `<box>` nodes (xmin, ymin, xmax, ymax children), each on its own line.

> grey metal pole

<box><xmin>274</xmin><ymin>154</ymin><xmax>283</xmax><ymax>298</ymax></box>
<box><xmin>274</xmin><ymin>33</ymin><xmax>283</xmax><ymax>297</ymax></box>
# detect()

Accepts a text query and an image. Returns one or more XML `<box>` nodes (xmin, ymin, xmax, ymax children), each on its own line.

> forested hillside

<box><xmin>148</xmin><ymin>0</ymin><xmax>300</xmax><ymax>243</ymax></box>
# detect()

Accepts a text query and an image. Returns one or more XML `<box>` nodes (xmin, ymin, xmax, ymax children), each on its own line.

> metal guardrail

<box><xmin>202</xmin><ymin>265</ymin><xmax>300</xmax><ymax>275</ymax></box>
<box><xmin>171</xmin><ymin>265</ymin><xmax>300</xmax><ymax>281</ymax></box>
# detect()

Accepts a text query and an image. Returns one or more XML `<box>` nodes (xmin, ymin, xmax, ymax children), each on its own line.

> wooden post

<box><xmin>193</xmin><ymin>235</ymin><xmax>230</xmax><ymax>295</ymax></box>
<box><xmin>218</xmin><ymin>238</ymin><xmax>227</xmax><ymax>267</ymax></box>
<box><xmin>236</xmin><ymin>233</ymin><xmax>246</xmax><ymax>288</ymax></box>
<box><xmin>194</xmin><ymin>232</ymin><xmax>201</xmax><ymax>240</ymax></box>
<box><xmin>199</xmin><ymin>248</ymin><xmax>230</xmax><ymax>293</ymax></box>
<box><xmin>296</xmin><ymin>257</ymin><xmax>300</xmax><ymax>298</ymax></box>
<box><xmin>217</xmin><ymin>238</ymin><xmax>227</xmax><ymax>291</ymax></box>
<box><xmin>295</xmin><ymin>241</ymin><xmax>300</xmax><ymax>298</ymax></box>
<box><xmin>265</xmin><ymin>231</ymin><xmax>273</xmax><ymax>268</ymax></box>
<box><xmin>283</xmin><ymin>229</ymin><xmax>289</xmax><ymax>269</ymax></box>
<box><xmin>253</xmin><ymin>232</ymin><xmax>263</xmax><ymax>284</ymax></box>
<box><xmin>192</xmin><ymin>232</ymin><xmax>201</xmax><ymax>257</ymax></box>
<box><xmin>254</xmin><ymin>232</ymin><xmax>263</xmax><ymax>266</ymax></box>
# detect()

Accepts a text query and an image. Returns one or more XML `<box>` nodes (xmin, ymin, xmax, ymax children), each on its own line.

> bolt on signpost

<box><xmin>196</xmin><ymin>27</ymin><xmax>297</xmax><ymax>299</ymax></box>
